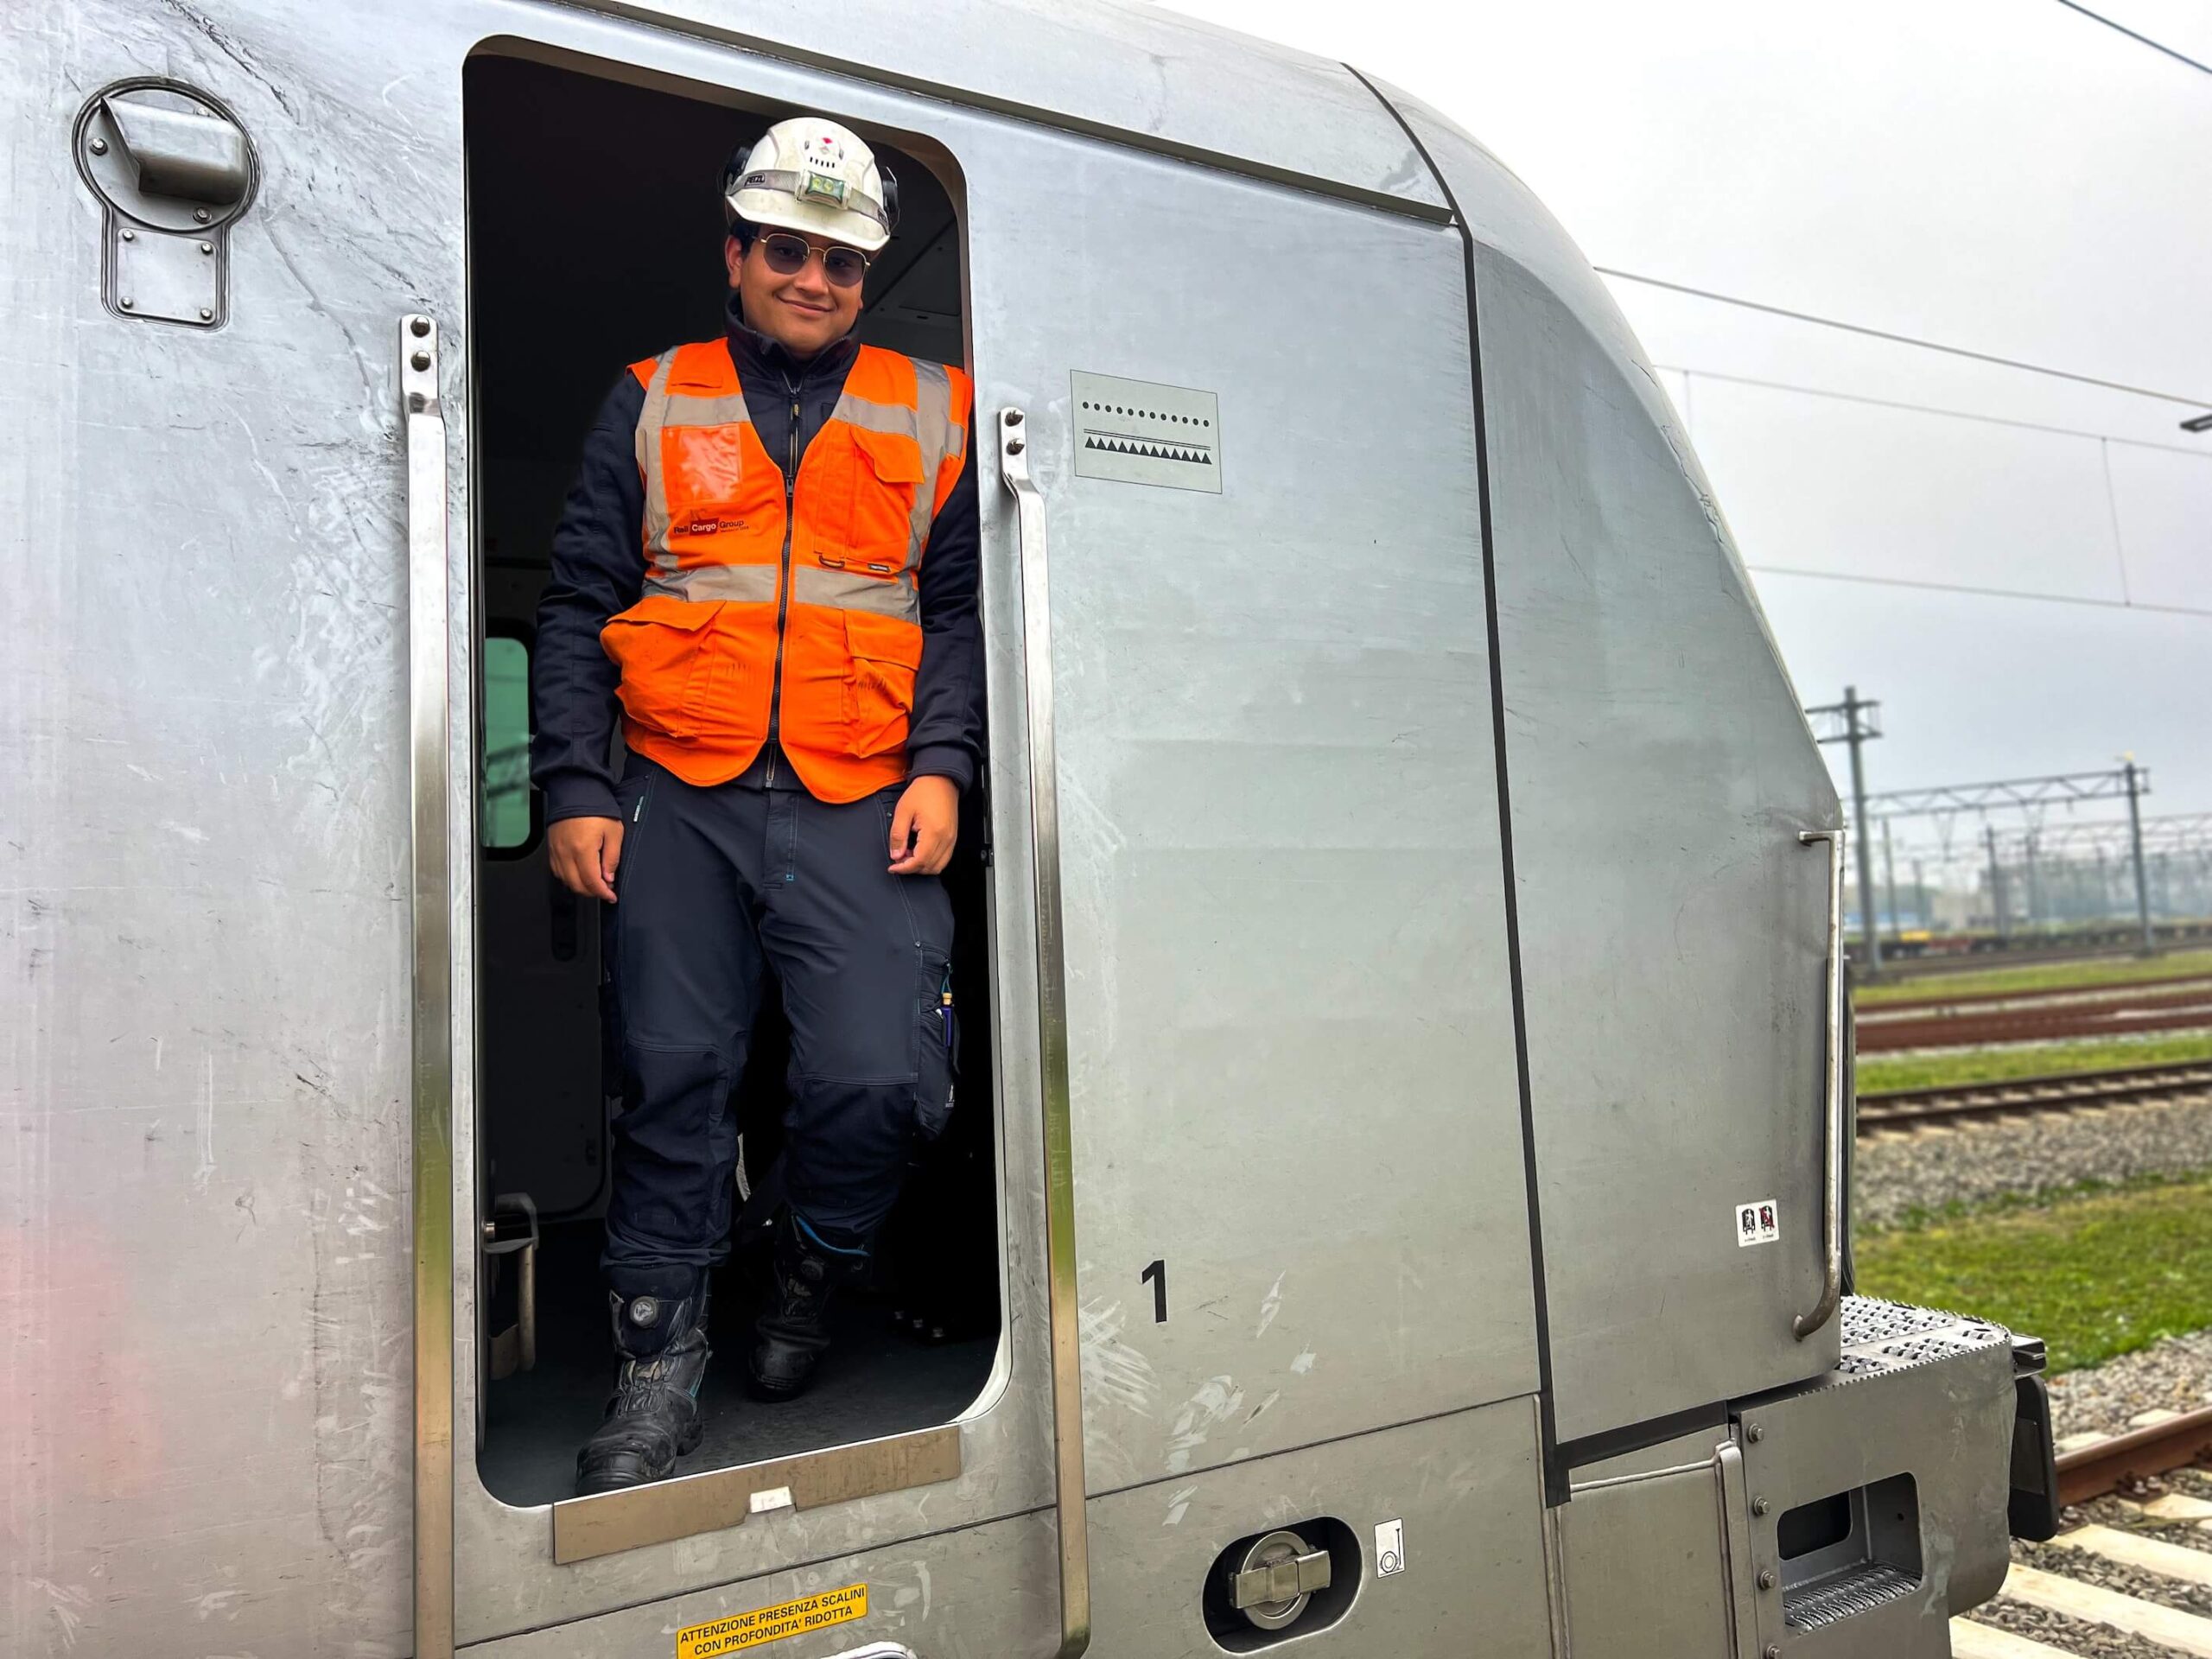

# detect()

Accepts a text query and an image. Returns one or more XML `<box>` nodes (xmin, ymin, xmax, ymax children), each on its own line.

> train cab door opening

<box><xmin>462</xmin><ymin>50</ymin><xmax>1002</xmax><ymax>1511</ymax></box>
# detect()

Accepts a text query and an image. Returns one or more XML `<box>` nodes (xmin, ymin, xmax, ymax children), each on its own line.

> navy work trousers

<box><xmin>601</xmin><ymin>752</ymin><xmax>956</xmax><ymax>1300</ymax></box>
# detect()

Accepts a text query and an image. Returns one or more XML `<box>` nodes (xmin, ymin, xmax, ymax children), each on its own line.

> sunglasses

<box><xmin>757</xmin><ymin>232</ymin><xmax>871</xmax><ymax>289</ymax></box>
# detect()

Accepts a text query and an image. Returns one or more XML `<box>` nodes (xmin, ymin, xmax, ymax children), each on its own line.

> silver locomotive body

<box><xmin>1</xmin><ymin>2</ymin><xmax>2038</xmax><ymax>1654</ymax></box>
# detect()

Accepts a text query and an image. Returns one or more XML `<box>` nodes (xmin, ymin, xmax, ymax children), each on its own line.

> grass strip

<box><xmin>1855</xmin><ymin>1173</ymin><xmax>2212</xmax><ymax>1373</ymax></box>
<box><xmin>1862</xmin><ymin>1166</ymin><xmax>2212</xmax><ymax>1238</ymax></box>
<box><xmin>1857</xmin><ymin>1030</ymin><xmax>2212</xmax><ymax>1094</ymax></box>
<box><xmin>1856</xmin><ymin>947</ymin><xmax>2212</xmax><ymax>1007</ymax></box>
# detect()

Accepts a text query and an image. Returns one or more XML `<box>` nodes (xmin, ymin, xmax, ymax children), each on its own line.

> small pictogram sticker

<box><xmin>1734</xmin><ymin>1199</ymin><xmax>1781</xmax><ymax>1247</ymax></box>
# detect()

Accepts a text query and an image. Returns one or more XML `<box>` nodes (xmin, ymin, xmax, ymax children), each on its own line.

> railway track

<box><xmin>1856</xmin><ymin>1060</ymin><xmax>2212</xmax><ymax>1133</ymax></box>
<box><xmin>1856</xmin><ymin>989</ymin><xmax>2212</xmax><ymax>1052</ymax></box>
<box><xmin>1866</xmin><ymin>973</ymin><xmax>2212</xmax><ymax>1018</ymax></box>
<box><xmin>1947</xmin><ymin>1408</ymin><xmax>2212</xmax><ymax>1656</ymax></box>
<box><xmin>2055</xmin><ymin>1404</ymin><xmax>2212</xmax><ymax>1509</ymax></box>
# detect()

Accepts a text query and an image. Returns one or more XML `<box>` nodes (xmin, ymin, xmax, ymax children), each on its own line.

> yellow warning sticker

<box><xmin>676</xmin><ymin>1584</ymin><xmax>868</xmax><ymax>1656</ymax></box>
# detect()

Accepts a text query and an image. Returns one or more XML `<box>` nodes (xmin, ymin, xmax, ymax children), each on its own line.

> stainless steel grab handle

<box><xmin>1713</xmin><ymin>1440</ymin><xmax>1763</xmax><ymax>1656</ymax></box>
<box><xmin>1794</xmin><ymin>827</ymin><xmax>1847</xmax><ymax>1341</ymax></box>
<box><xmin>402</xmin><ymin>315</ymin><xmax>456</xmax><ymax>1659</ymax></box>
<box><xmin>999</xmin><ymin>407</ymin><xmax>1092</xmax><ymax>1656</ymax></box>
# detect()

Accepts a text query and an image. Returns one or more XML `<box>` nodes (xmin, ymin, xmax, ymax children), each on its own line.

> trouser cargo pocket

<box><xmin>915</xmin><ymin>953</ymin><xmax>957</xmax><ymax>1145</ymax></box>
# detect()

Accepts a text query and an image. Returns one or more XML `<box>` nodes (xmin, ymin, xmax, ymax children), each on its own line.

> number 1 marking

<box><xmin>1141</xmin><ymin>1258</ymin><xmax>1168</xmax><ymax>1324</ymax></box>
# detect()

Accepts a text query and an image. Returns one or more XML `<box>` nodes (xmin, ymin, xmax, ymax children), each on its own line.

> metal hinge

<box><xmin>1230</xmin><ymin>1547</ymin><xmax>1332</xmax><ymax>1611</ymax></box>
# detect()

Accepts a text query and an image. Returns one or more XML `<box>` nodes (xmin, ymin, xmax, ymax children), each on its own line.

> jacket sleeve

<box><xmin>531</xmin><ymin>372</ymin><xmax>647</xmax><ymax>823</ymax></box>
<box><xmin>905</xmin><ymin>429</ymin><xmax>983</xmax><ymax>793</ymax></box>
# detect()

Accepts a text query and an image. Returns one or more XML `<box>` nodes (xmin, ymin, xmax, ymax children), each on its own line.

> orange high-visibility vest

<box><xmin>601</xmin><ymin>338</ymin><xmax>971</xmax><ymax>804</ymax></box>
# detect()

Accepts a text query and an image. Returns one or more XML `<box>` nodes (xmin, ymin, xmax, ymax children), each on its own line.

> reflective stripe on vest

<box><xmin>603</xmin><ymin>337</ymin><xmax>972</xmax><ymax>802</ymax></box>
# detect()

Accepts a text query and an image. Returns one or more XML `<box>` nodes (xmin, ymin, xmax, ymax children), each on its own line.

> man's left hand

<box><xmin>888</xmin><ymin>774</ymin><xmax>959</xmax><ymax>875</ymax></box>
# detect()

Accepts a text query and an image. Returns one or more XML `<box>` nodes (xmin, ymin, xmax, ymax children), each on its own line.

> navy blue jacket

<box><xmin>531</xmin><ymin>295</ymin><xmax>982</xmax><ymax>823</ymax></box>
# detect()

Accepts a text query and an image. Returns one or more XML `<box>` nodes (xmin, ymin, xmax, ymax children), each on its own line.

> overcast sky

<box><xmin>1164</xmin><ymin>0</ymin><xmax>2209</xmax><ymax>874</ymax></box>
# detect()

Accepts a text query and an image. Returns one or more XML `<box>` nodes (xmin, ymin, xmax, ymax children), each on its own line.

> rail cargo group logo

<box><xmin>1735</xmin><ymin>1198</ymin><xmax>1781</xmax><ymax>1247</ymax></box>
<box><xmin>675</xmin><ymin>1584</ymin><xmax>868</xmax><ymax>1656</ymax></box>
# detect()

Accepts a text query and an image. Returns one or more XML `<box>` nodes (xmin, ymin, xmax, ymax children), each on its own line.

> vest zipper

<box><xmin>762</xmin><ymin>378</ymin><xmax>802</xmax><ymax>789</ymax></box>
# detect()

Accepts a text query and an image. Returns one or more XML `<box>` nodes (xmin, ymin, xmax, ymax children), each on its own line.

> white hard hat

<box><xmin>723</xmin><ymin>116</ymin><xmax>896</xmax><ymax>253</ymax></box>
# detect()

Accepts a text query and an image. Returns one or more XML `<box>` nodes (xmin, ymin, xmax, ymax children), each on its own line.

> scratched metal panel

<box><xmin>459</xmin><ymin>1397</ymin><xmax>1550</xmax><ymax>1657</ymax></box>
<box><xmin>1</xmin><ymin>4</ymin><xmax>421</xmax><ymax>1654</ymax></box>
<box><xmin>969</xmin><ymin>126</ymin><xmax>1539</xmax><ymax>1486</ymax></box>
<box><xmin>588</xmin><ymin>0</ymin><xmax>1449</xmax><ymax>217</ymax></box>
<box><xmin>1377</xmin><ymin>84</ymin><xmax>1845</xmax><ymax>1444</ymax></box>
<box><xmin>0</xmin><ymin>6</ymin><xmax>1525</xmax><ymax>1653</ymax></box>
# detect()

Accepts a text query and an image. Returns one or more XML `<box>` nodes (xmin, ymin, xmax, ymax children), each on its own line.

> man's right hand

<box><xmin>549</xmin><ymin>816</ymin><xmax>625</xmax><ymax>902</ymax></box>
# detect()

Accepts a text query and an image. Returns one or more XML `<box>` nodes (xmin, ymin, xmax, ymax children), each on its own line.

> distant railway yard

<box><xmin>1852</xmin><ymin>947</ymin><xmax>2212</xmax><ymax>1656</ymax></box>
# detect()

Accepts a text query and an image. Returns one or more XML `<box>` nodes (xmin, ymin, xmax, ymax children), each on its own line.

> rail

<box><xmin>1856</xmin><ymin>1060</ymin><xmax>2212</xmax><ymax>1132</ymax></box>
<box><xmin>2055</xmin><ymin>1404</ymin><xmax>2212</xmax><ymax>1506</ymax></box>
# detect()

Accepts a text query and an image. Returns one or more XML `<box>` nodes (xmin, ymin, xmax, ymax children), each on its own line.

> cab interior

<box><xmin>464</xmin><ymin>48</ymin><xmax>1001</xmax><ymax>1507</ymax></box>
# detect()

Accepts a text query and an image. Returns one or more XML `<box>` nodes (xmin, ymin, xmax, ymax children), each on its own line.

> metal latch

<box><xmin>1230</xmin><ymin>1539</ymin><xmax>1327</xmax><ymax>1618</ymax></box>
<box><xmin>73</xmin><ymin>78</ymin><xmax>258</xmax><ymax>328</ymax></box>
<box><xmin>484</xmin><ymin>1192</ymin><xmax>541</xmax><ymax>1379</ymax></box>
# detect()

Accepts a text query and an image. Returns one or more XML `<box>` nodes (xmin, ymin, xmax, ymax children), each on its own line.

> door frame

<box><xmin>416</xmin><ymin>17</ymin><xmax>1084</xmax><ymax>1652</ymax></box>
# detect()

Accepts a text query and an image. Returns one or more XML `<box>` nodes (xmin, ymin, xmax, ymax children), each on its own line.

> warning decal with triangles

<box><xmin>1084</xmin><ymin>434</ymin><xmax>1212</xmax><ymax>466</ymax></box>
<box><xmin>1067</xmin><ymin>371</ymin><xmax>1223</xmax><ymax>493</ymax></box>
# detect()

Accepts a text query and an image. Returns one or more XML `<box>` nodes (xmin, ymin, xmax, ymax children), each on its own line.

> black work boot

<box><xmin>747</xmin><ymin>1211</ymin><xmax>865</xmax><ymax>1402</ymax></box>
<box><xmin>575</xmin><ymin>1282</ymin><xmax>709</xmax><ymax>1495</ymax></box>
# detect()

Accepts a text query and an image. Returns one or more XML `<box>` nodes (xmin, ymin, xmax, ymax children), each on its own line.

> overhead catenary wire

<box><xmin>1743</xmin><ymin>564</ymin><xmax>2212</xmax><ymax>621</ymax></box>
<box><xmin>1653</xmin><ymin>363</ymin><xmax>2212</xmax><ymax>617</ymax></box>
<box><xmin>2050</xmin><ymin>0</ymin><xmax>2212</xmax><ymax>78</ymax></box>
<box><xmin>1593</xmin><ymin>268</ymin><xmax>2212</xmax><ymax>410</ymax></box>
<box><xmin>1649</xmin><ymin>362</ymin><xmax>2212</xmax><ymax>460</ymax></box>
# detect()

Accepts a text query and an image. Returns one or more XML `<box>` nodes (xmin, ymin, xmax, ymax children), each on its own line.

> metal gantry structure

<box><xmin>1857</xmin><ymin>763</ymin><xmax>2160</xmax><ymax>953</ymax></box>
<box><xmin>1988</xmin><ymin>811</ymin><xmax>2212</xmax><ymax>933</ymax></box>
<box><xmin>1802</xmin><ymin>686</ymin><xmax>2170</xmax><ymax>957</ymax></box>
<box><xmin>1805</xmin><ymin>687</ymin><xmax>1885</xmax><ymax>969</ymax></box>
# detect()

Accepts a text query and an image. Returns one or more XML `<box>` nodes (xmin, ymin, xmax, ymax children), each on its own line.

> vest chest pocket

<box><xmin>841</xmin><ymin>609</ymin><xmax>923</xmax><ymax>760</ymax></box>
<box><xmin>823</xmin><ymin>423</ymin><xmax>926</xmax><ymax>572</ymax></box>
<box><xmin>601</xmin><ymin>597</ymin><xmax>721</xmax><ymax>741</ymax></box>
<box><xmin>661</xmin><ymin>423</ymin><xmax>748</xmax><ymax>517</ymax></box>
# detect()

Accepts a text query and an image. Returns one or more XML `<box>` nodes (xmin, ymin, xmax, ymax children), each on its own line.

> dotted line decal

<box><xmin>1079</xmin><ymin>399</ymin><xmax>1211</xmax><ymax>429</ymax></box>
<box><xmin>1069</xmin><ymin>372</ymin><xmax>1223</xmax><ymax>493</ymax></box>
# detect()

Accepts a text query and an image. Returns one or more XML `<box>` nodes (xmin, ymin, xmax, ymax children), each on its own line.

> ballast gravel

<box><xmin>2014</xmin><ymin>1535</ymin><xmax>2212</xmax><ymax>1621</ymax></box>
<box><xmin>1853</xmin><ymin>1090</ymin><xmax>2212</xmax><ymax>1231</ymax></box>
<box><xmin>2069</xmin><ymin>1490</ymin><xmax>2212</xmax><ymax>1560</ymax></box>
<box><xmin>2101</xmin><ymin>1467</ymin><xmax>2212</xmax><ymax>1555</ymax></box>
<box><xmin>2044</xmin><ymin>1332</ymin><xmax>2212</xmax><ymax>1441</ymax></box>
<box><xmin>2164</xmin><ymin>1466</ymin><xmax>2212</xmax><ymax>1506</ymax></box>
<box><xmin>1969</xmin><ymin>1597</ymin><xmax>2180</xmax><ymax>1659</ymax></box>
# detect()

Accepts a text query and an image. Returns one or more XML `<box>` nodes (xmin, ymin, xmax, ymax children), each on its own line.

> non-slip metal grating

<box><xmin>1840</xmin><ymin>1299</ymin><xmax>1958</xmax><ymax>1344</ymax></box>
<box><xmin>1783</xmin><ymin>1561</ymin><xmax>1919</xmax><ymax>1630</ymax></box>
<box><xmin>1827</xmin><ymin>1297</ymin><xmax>2012</xmax><ymax>1387</ymax></box>
<box><xmin>1878</xmin><ymin>1335</ymin><xmax>1978</xmax><ymax>1364</ymax></box>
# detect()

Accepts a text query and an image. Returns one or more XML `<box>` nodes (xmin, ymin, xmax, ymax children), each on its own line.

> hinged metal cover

<box><xmin>73</xmin><ymin>79</ymin><xmax>257</xmax><ymax>328</ymax></box>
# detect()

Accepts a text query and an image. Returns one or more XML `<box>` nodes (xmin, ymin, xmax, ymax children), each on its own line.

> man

<box><xmin>531</xmin><ymin>115</ymin><xmax>979</xmax><ymax>1496</ymax></box>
